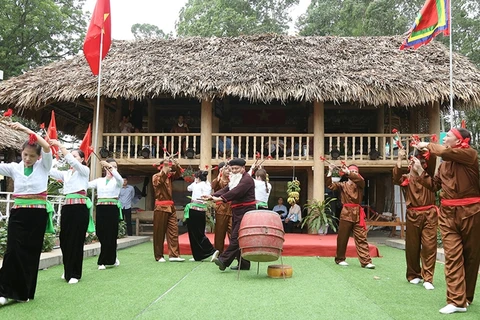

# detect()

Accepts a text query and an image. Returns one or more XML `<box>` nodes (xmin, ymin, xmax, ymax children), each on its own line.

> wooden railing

<box><xmin>101</xmin><ymin>132</ymin><xmax>432</xmax><ymax>163</ymax></box>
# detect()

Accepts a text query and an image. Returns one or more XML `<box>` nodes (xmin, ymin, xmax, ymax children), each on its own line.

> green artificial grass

<box><xmin>0</xmin><ymin>243</ymin><xmax>479</xmax><ymax>320</ymax></box>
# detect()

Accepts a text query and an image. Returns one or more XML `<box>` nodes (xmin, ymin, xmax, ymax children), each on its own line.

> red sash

<box><xmin>155</xmin><ymin>200</ymin><xmax>174</xmax><ymax>206</ymax></box>
<box><xmin>441</xmin><ymin>197</ymin><xmax>480</xmax><ymax>207</ymax></box>
<box><xmin>343</xmin><ymin>203</ymin><xmax>366</xmax><ymax>230</ymax></box>
<box><xmin>231</xmin><ymin>200</ymin><xmax>257</xmax><ymax>209</ymax></box>
<box><xmin>408</xmin><ymin>204</ymin><xmax>439</xmax><ymax>215</ymax></box>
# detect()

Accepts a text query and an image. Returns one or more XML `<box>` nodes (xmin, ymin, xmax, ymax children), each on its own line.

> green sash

<box><xmin>184</xmin><ymin>202</ymin><xmax>208</xmax><ymax>220</ymax></box>
<box><xmin>66</xmin><ymin>193</ymin><xmax>95</xmax><ymax>233</ymax></box>
<box><xmin>14</xmin><ymin>198</ymin><xmax>55</xmax><ymax>234</ymax></box>
<box><xmin>256</xmin><ymin>201</ymin><xmax>268</xmax><ymax>209</ymax></box>
<box><xmin>97</xmin><ymin>198</ymin><xmax>123</xmax><ymax>220</ymax></box>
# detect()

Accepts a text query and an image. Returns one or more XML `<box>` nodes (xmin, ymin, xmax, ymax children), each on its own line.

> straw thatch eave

<box><xmin>0</xmin><ymin>34</ymin><xmax>479</xmax><ymax>110</ymax></box>
<box><xmin>0</xmin><ymin>122</ymin><xmax>28</xmax><ymax>150</ymax></box>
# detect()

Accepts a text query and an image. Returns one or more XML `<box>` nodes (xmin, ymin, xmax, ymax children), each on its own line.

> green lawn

<box><xmin>1</xmin><ymin>243</ymin><xmax>479</xmax><ymax>320</ymax></box>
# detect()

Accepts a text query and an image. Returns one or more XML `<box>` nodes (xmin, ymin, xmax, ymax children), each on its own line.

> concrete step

<box><xmin>385</xmin><ymin>239</ymin><xmax>445</xmax><ymax>263</ymax></box>
<box><xmin>0</xmin><ymin>236</ymin><xmax>151</xmax><ymax>270</ymax></box>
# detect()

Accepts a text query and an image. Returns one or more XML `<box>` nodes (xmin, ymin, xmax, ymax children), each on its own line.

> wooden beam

<box><xmin>313</xmin><ymin>101</ymin><xmax>325</xmax><ymax>201</ymax></box>
<box><xmin>200</xmin><ymin>99</ymin><xmax>212</xmax><ymax>177</ymax></box>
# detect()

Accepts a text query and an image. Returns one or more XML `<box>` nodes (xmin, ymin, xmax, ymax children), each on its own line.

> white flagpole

<box><xmin>448</xmin><ymin>0</ymin><xmax>454</xmax><ymax>128</ymax></box>
<box><xmin>92</xmin><ymin>30</ymin><xmax>105</xmax><ymax>180</ymax></box>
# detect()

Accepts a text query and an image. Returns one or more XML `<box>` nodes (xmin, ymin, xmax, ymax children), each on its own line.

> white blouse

<box><xmin>187</xmin><ymin>181</ymin><xmax>212</xmax><ymax>200</ymax></box>
<box><xmin>88</xmin><ymin>169</ymin><xmax>123</xmax><ymax>198</ymax></box>
<box><xmin>49</xmin><ymin>153</ymin><xmax>90</xmax><ymax>194</ymax></box>
<box><xmin>0</xmin><ymin>149</ymin><xmax>52</xmax><ymax>195</ymax></box>
<box><xmin>254</xmin><ymin>179</ymin><xmax>272</xmax><ymax>203</ymax></box>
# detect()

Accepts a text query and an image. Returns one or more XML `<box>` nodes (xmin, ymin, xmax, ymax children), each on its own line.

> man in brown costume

<box><xmin>326</xmin><ymin>164</ymin><xmax>375</xmax><ymax>269</ymax></box>
<box><xmin>393</xmin><ymin>148</ymin><xmax>437</xmax><ymax>290</ymax></box>
<box><xmin>206</xmin><ymin>158</ymin><xmax>255</xmax><ymax>271</ymax></box>
<box><xmin>210</xmin><ymin>162</ymin><xmax>232</xmax><ymax>253</ymax></box>
<box><xmin>152</xmin><ymin>159</ymin><xmax>185</xmax><ymax>262</ymax></box>
<box><xmin>414</xmin><ymin>128</ymin><xmax>480</xmax><ymax>314</ymax></box>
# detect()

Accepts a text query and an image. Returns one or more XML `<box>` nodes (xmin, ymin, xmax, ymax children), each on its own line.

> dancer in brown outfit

<box><xmin>326</xmin><ymin>164</ymin><xmax>375</xmax><ymax>269</ymax></box>
<box><xmin>152</xmin><ymin>159</ymin><xmax>185</xmax><ymax>262</ymax></box>
<box><xmin>211</xmin><ymin>162</ymin><xmax>232</xmax><ymax>253</ymax></box>
<box><xmin>414</xmin><ymin>128</ymin><xmax>480</xmax><ymax>314</ymax></box>
<box><xmin>393</xmin><ymin>148</ymin><xmax>437</xmax><ymax>290</ymax></box>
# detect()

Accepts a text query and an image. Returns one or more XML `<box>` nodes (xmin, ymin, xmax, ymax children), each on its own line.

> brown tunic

<box><xmin>326</xmin><ymin>172</ymin><xmax>372</xmax><ymax>266</ymax></box>
<box><xmin>151</xmin><ymin>165</ymin><xmax>183</xmax><ymax>260</ymax></box>
<box><xmin>392</xmin><ymin>157</ymin><xmax>437</xmax><ymax>284</ymax></box>
<box><xmin>211</xmin><ymin>176</ymin><xmax>232</xmax><ymax>252</ymax></box>
<box><xmin>418</xmin><ymin>144</ymin><xmax>480</xmax><ymax>307</ymax></box>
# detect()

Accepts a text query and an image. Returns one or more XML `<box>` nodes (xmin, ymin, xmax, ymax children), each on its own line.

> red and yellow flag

<box><xmin>79</xmin><ymin>123</ymin><xmax>92</xmax><ymax>162</ymax></box>
<box><xmin>400</xmin><ymin>0</ymin><xmax>449</xmax><ymax>50</ymax></box>
<box><xmin>83</xmin><ymin>0</ymin><xmax>111</xmax><ymax>75</ymax></box>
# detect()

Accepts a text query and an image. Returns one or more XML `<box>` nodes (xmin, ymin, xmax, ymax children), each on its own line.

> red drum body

<box><xmin>238</xmin><ymin>210</ymin><xmax>285</xmax><ymax>262</ymax></box>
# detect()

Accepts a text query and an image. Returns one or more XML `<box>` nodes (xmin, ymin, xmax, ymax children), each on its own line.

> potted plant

<box><xmin>181</xmin><ymin>167</ymin><xmax>195</xmax><ymax>183</ymax></box>
<box><xmin>331</xmin><ymin>169</ymin><xmax>341</xmax><ymax>182</ymax></box>
<box><xmin>302</xmin><ymin>198</ymin><xmax>338</xmax><ymax>234</ymax></box>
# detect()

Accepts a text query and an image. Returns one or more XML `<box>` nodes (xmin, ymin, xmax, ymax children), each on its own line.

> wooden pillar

<box><xmin>313</xmin><ymin>101</ymin><xmax>325</xmax><ymax>201</ymax></box>
<box><xmin>377</xmin><ymin>106</ymin><xmax>384</xmax><ymax>133</ymax></box>
<box><xmin>92</xmin><ymin>97</ymin><xmax>105</xmax><ymax>179</ymax></box>
<box><xmin>307</xmin><ymin>167</ymin><xmax>314</xmax><ymax>201</ymax></box>
<box><xmin>200</xmin><ymin>99</ymin><xmax>212</xmax><ymax>176</ymax></box>
<box><xmin>428</xmin><ymin>101</ymin><xmax>441</xmax><ymax>136</ymax></box>
<box><xmin>147</xmin><ymin>99</ymin><xmax>156</xmax><ymax>132</ymax></box>
<box><xmin>115</xmin><ymin>98</ymin><xmax>123</xmax><ymax>132</ymax></box>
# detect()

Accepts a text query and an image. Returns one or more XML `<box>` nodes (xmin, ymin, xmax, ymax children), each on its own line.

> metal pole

<box><xmin>448</xmin><ymin>0</ymin><xmax>454</xmax><ymax>128</ymax></box>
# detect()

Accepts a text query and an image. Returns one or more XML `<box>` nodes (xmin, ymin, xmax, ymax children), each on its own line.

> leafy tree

<box><xmin>176</xmin><ymin>0</ymin><xmax>299</xmax><ymax>37</ymax></box>
<box><xmin>131</xmin><ymin>23</ymin><xmax>172</xmax><ymax>40</ymax></box>
<box><xmin>0</xmin><ymin>0</ymin><xmax>87</xmax><ymax>79</ymax></box>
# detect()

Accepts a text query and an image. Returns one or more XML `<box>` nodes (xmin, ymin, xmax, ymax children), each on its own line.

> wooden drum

<box><xmin>267</xmin><ymin>264</ymin><xmax>293</xmax><ymax>278</ymax></box>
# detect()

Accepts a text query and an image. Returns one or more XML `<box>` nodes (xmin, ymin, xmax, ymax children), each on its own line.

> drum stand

<box><xmin>237</xmin><ymin>249</ymin><xmax>286</xmax><ymax>280</ymax></box>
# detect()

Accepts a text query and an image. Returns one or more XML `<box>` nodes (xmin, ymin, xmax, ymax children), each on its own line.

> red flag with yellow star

<box><xmin>83</xmin><ymin>0</ymin><xmax>111</xmax><ymax>75</ymax></box>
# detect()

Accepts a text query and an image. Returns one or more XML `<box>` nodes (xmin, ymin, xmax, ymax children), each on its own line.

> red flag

<box><xmin>400</xmin><ymin>0</ymin><xmax>449</xmax><ymax>50</ymax></box>
<box><xmin>461</xmin><ymin>120</ymin><xmax>466</xmax><ymax>128</ymax></box>
<box><xmin>83</xmin><ymin>0</ymin><xmax>112</xmax><ymax>75</ymax></box>
<box><xmin>47</xmin><ymin>110</ymin><xmax>59</xmax><ymax>157</ymax></box>
<box><xmin>79</xmin><ymin>124</ymin><xmax>93</xmax><ymax>161</ymax></box>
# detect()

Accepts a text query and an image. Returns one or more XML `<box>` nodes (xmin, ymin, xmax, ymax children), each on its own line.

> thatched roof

<box><xmin>1</xmin><ymin>34</ymin><xmax>480</xmax><ymax>109</ymax></box>
<box><xmin>0</xmin><ymin>122</ymin><xmax>28</xmax><ymax>150</ymax></box>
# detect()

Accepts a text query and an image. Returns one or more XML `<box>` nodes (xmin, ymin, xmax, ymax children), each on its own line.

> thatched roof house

<box><xmin>0</xmin><ymin>122</ymin><xmax>28</xmax><ymax>150</ymax></box>
<box><xmin>0</xmin><ymin>34</ymin><xmax>479</xmax><ymax>112</ymax></box>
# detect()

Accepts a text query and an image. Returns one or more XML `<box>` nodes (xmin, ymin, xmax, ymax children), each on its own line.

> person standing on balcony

<box><xmin>0</xmin><ymin>122</ymin><xmax>52</xmax><ymax>305</ymax></box>
<box><xmin>326</xmin><ymin>163</ymin><xmax>375</xmax><ymax>269</ymax></box>
<box><xmin>152</xmin><ymin>158</ymin><xmax>185</xmax><ymax>262</ymax></box>
<box><xmin>205</xmin><ymin>158</ymin><xmax>256</xmax><ymax>271</ymax></box>
<box><xmin>413</xmin><ymin>128</ymin><xmax>480</xmax><ymax>314</ymax></box>
<box><xmin>247</xmin><ymin>166</ymin><xmax>272</xmax><ymax>210</ymax></box>
<box><xmin>88</xmin><ymin>159</ymin><xmax>123</xmax><ymax>270</ymax></box>
<box><xmin>184</xmin><ymin>170</ymin><xmax>218</xmax><ymax>262</ymax></box>
<box><xmin>119</xmin><ymin>177</ymin><xmax>135</xmax><ymax>236</ymax></box>
<box><xmin>49</xmin><ymin>140</ymin><xmax>92</xmax><ymax>285</ymax></box>
<box><xmin>169</xmin><ymin>115</ymin><xmax>189</xmax><ymax>157</ymax></box>
<box><xmin>211</xmin><ymin>162</ymin><xmax>232</xmax><ymax>253</ymax></box>
<box><xmin>393</xmin><ymin>148</ymin><xmax>437</xmax><ymax>291</ymax></box>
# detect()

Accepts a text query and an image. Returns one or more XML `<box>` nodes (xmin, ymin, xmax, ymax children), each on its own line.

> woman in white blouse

<box><xmin>49</xmin><ymin>139</ymin><xmax>91</xmax><ymax>284</ymax></box>
<box><xmin>248</xmin><ymin>167</ymin><xmax>272</xmax><ymax>209</ymax></box>
<box><xmin>0</xmin><ymin>122</ymin><xmax>52</xmax><ymax>305</ymax></box>
<box><xmin>88</xmin><ymin>159</ymin><xmax>123</xmax><ymax>270</ymax></box>
<box><xmin>285</xmin><ymin>201</ymin><xmax>302</xmax><ymax>233</ymax></box>
<box><xmin>184</xmin><ymin>170</ymin><xmax>218</xmax><ymax>261</ymax></box>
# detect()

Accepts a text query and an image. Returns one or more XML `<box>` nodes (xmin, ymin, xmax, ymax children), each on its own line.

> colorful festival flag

<box><xmin>79</xmin><ymin>123</ymin><xmax>93</xmax><ymax>162</ymax></box>
<box><xmin>400</xmin><ymin>0</ymin><xmax>449</xmax><ymax>50</ymax></box>
<box><xmin>83</xmin><ymin>0</ymin><xmax>112</xmax><ymax>75</ymax></box>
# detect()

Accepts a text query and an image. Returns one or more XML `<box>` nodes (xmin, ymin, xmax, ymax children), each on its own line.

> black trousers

<box><xmin>60</xmin><ymin>204</ymin><xmax>89</xmax><ymax>281</ymax></box>
<box><xmin>96</xmin><ymin>205</ymin><xmax>118</xmax><ymax>266</ymax></box>
<box><xmin>186</xmin><ymin>209</ymin><xmax>216</xmax><ymax>261</ymax></box>
<box><xmin>122</xmin><ymin>208</ymin><xmax>133</xmax><ymax>236</ymax></box>
<box><xmin>0</xmin><ymin>208</ymin><xmax>47</xmax><ymax>301</ymax></box>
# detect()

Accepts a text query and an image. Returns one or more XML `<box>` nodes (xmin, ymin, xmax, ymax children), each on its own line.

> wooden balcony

<box><xmin>101</xmin><ymin>132</ymin><xmax>432</xmax><ymax>168</ymax></box>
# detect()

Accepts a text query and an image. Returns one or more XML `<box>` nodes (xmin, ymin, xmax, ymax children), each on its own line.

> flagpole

<box><xmin>93</xmin><ymin>30</ymin><xmax>104</xmax><ymax>180</ymax></box>
<box><xmin>448</xmin><ymin>0</ymin><xmax>454</xmax><ymax>128</ymax></box>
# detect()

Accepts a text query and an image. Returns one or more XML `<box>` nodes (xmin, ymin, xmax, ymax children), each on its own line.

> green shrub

<box><xmin>437</xmin><ymin>227</ymin><xmax>443</xmax><ymax>248</ymax></box>
<box><xmin>118</xmin><ymin>220</ymin><xmax>127</xmax><ymax>239</ymax></box>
